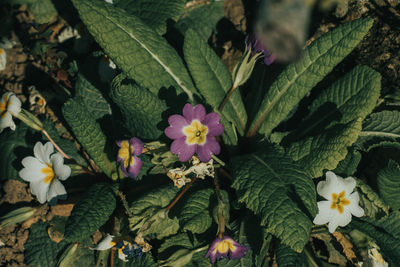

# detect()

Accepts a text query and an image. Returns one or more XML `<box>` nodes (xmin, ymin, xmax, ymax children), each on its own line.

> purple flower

<box><xmin>116</xmin><ymin>137</ymin><xmax>144</xmax><ymax>179</ymax></box>
<box><xmin>245</xmin><ymin>34</ymin><xmax>275</xmax><ymax>65</ymax></box>
<box><xmin>205</xmin><ymin>235</ymin><xmax>250</xmax><ymax>264</ymax></box>
<box><xmin>165</xmin><ymin>104</ymin><xmax>224</xmax><ymax>162</ymax></box>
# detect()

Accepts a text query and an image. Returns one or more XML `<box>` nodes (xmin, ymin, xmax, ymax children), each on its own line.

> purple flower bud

<box><xmin>116</xmin><ymin>137</ymin><xmax>144</xmax><ymax>179</ymax></box>
<box><xmin>245</xmin><ymin>34</ymin><xmax>275</xmax><ymax>65</ymax></box>
<box><xmin>205</xmin><ymin>235</ymin><xmax>250</xmax><ymax>264</ymax></box>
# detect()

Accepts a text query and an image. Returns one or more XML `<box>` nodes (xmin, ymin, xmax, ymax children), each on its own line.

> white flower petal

<box><xmin>19</xmin><ymin>156</ymin><xmax>47</xmax><ymax>182</ymax></box>
<box><xmin>51</xmin><ymin>153</ymin><xmax>71</xmax><ymax>181</ymax></box>
<box><xmin>0</xmin><ymin>49</ymin><xmax>6</xmax><ymax>71</ymax></box>
<box><xmin>313</xmin><ymin>201</ymin><xmax>334</xmax><ymax>225</ymax></box>
<box><xmin>328</xmin><ymin>219</ymin><xmax>339</xmax><ymax>233</ymax></box>
<box><xmin>47</xmin><ymin>179</ymin><xmax>67</xmax><ymax>203</ymax></box>
<box><xmin>336</xmin><ymin>209</ymin><xmax>352</xmax><ymax>227</ymax></box>
<box><xmin>317</xmin><ymin>171</ymin><xmax>339</xmax><ymax>200</ymax></box>
<box><xmin>91</xmin><ymin>234</ymin><xmax>115</xmax><ymax>250</ymax></box>
<box><xmin>338</xmin><ymin>176</ymin><xmax>356</xmax><ymax>196</ymax></box>
<box><xmin>7</xmin><ymin>94</ymin><xmax>22</xmax><ymax>116</ymax></box>
<box><xmin>118</xmin><ymin>249</ymin><xmax>128</xmax><ymax>262</ymax></box>
<box><xmin>0</xmin><ymin>112</ymin><xmax>15</xmax><ymax>132</ymax></box>
<box><xmin>30</xmin><ymin>180</ymin><xmax>49</xmax><ymax>204</ymax></box>
<box><xmin>34</xmin><ymin>142</ymin><xmax>54</xmax><ymax>164</ymax></box>
<box><xmin>347</xmin><ymin>192</ymin><xmax>364</xmax><ymax>217</ymax></box>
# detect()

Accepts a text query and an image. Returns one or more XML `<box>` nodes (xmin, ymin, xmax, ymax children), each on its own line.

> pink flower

<box><xmin>165</xmin><ymin>104</ymin><xmax>224</xmax><ymax>162</ymax></box>
<box><xmin>116</xmin><ymin>137</ymin><xmax>143</xmax><ymax>179</ymax></box>
<box><xmin>205</xmin><ymin>236</ymin><xmax>249</xmax><ymax>264</ymax></box>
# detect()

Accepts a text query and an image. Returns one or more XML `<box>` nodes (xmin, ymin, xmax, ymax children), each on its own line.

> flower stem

<box><xmin>213</xmin><ymin>173</ymin><xmax>223</xmax><ymax>201</ymax></box>
<box><xmin>165</xmin><ymin>177</ymin><xmax>198</xmax><ymax>212</ymax></box>
<box><xmin>194</xmin><ymin>245</ymin><xmax>208</xmax><ymax>253</ymax></box>
<box><xmin>218</xmin><ymin>85</ymin><xmax>236</xmax><ymax>112</ymax></box>
<box><xmin>212</xmin><ymin>155</ymin><xmax>225</xmax><ymax>167</ymax></box>
<box><xmin>41</xmin><ymin>129</ymin><xmax>71</xmax><ymax>159</ymax></box>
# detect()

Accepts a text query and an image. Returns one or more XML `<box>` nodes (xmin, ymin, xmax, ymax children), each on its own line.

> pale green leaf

<box><xmin>71</xmin><ymin>0</ymin><xmax>197</xmax><ymax>100</ymax></box>
<box><xmin>288</xmin><ymin>118</ymin><xmax>362</xmax><ymax>178</ymax></box>
<box><xmin>248</xmin><ymin>18</ymin><xmax>374</xmax><ymax>137</ymax></box>
<box><xmin>64</xmin><ymin>183</ymin><xmax>117</xmax><ymax>242</ymax></box>
<box><xmin>231</xmin><ymin>143</ymin><xmax>317</xmax><ymax>252</ymax></box>
<box><xmin>29</xmin><ymin>0</ymin><xmax>57</xmax><ymax>24</ymax></box>
<box><xmin>110</xmin><ymin>74</ymin><xmax>167</xmax><ymax>139</ymax></box>
<box><xmin>184</xmin><ymin>28</ymin><xmax>247</xmax><ymax>135</ymax></box>
<box><xmin>62</xmin><ymin>98</ymin><xmax>116</xmax><ymax>178</ymax></box>
<box><xmin>377</xmin><ymin>160</ymin><xmax>400</xmax><ymax>210</ymax></box>
<box><xmin>115</xmin><ymin>0</ymin><xmax>185</xmax><ymax>35</ymax></box>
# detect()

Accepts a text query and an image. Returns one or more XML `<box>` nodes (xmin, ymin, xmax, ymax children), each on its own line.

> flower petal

<box><xmin>34</xmin><ymin>142</ymin><xmax>54</xmax><ymax>164</ymax></box>
<box><xmin>204</xmin><ymin>112</ymin><xmax>224</xmax><ymax>136</ymax></box>
<box><xmin>0</xmin><ymin>49</ymin><xmax>6</xmax><ymax>71</ymax></box>
<box><xmin>317</xmin><ymin>171</ymin><xmax>339</xmax><ymax>200</ymax></box>
<box><xmin>19</xmin><ymin>156</ymin><xmax>47</xmax><ymax>182</ymax></box>
<box><xmin>338</xmin><ymin>176</ymin><xmax>356</xmax><ymax>196</ymax></box>
<box><xmin>91</xmin><ymin>234</ymin><xmax>115</xmax><ymax>250</ymax></box>
<box><xmin>51</xmin><ymin>153</ymin><xmax>71</xmax><ymax>181</ymax></box>
<box><xmin>47</xmin><ymin>179</ymin><xmax>67</xmax><ymax>203</ymax></box>
<box><xmin>196</xmin><ymin>138</ymin><xmax>220</xmax><ymax>162</ymax></box>
<box><xmin>183</xmin><ymin>103</ymin><xmax>206</xmax><ymax>122</ymax></box>
<box><xmin>129</xmin><ymin>137</ymin><xmax>144</xmax><ymax>156</ymax></box>
<box><xmin>125</xmin><ymin>156</ymin><xmax>142</xmax><ymax>179</ymax></box>
<box><xmin>165</xmin><ymin>115</ymin><xmax>187</xmax><ymax>139</ymax></box>
<box><xmin>346</xmin><ymin>192</ymin><xmax>364</xmax><ymax>217</ymax></box>
<box><xmin>171</xmin><ymin>137</ymin><xmax>196</xmax><ymax>162</ymax></box>
<box><xmin>30</xmin><ymin>180</ymin><xmax>49</xmax><ymax>204</ymax></box>
<box><xmin>7</xmin><ymin>93</ymin><xmax>21</xmax><ymax>116</ymax></box>
<box><xmin>0</xmin><ymin>112</ymin><xmax>15</xmax><ymax>132</ymax></box>
<box><xmin>313</xmin><ymin>200</ymin><xmax>334</xmax><ymax>225</ymax></box>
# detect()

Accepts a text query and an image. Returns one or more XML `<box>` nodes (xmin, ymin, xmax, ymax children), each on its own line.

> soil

<box><xmin>1</xmin><ymin>0</ymin><xmax>400</xmax><ymax>266</ymax></box>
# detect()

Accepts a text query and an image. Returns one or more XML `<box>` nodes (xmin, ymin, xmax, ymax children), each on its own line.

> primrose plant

<box><xmin>1</xmin><ymin>0</ymin><xmax>400</xmax><ymax>266</ymax></box>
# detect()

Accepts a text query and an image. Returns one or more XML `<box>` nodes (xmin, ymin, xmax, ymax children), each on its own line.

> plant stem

<box><xmin>213</xmin><ymin>173</ymin><xmax>223</xmax><ymax>201</ymax></box>
<box><xmin>212</xmin><ymin>155</ymin><xmax>225</xmax><ymax>166</ymax></box>
<box><xmin>165</xmin><ymin>177</ymin><xmax>198</xmax><ymax>212</ymax></box>
<box><xmin>219</xmin><ymin>85</ymin><xmax>236</xmax><ymax>112</ymax></box>
<box><xmin>41</xmin><ymin>129</ymin><xmax>71</xmax><ymax>159</ymax></box>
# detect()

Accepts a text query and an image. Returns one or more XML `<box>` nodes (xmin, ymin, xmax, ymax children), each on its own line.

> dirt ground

<box><xmin>1</xmin><ymin>0</ymin><xmax>400</xmax><ymax>266</ymax></box>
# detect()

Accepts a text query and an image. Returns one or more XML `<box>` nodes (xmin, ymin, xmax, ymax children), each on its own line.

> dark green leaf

<box><xmin>377</xmin><ymin>160</ymin><xmax>400</xmax><ymax>210</ymax></box>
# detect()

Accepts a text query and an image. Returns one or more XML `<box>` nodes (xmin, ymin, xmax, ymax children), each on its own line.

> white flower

<box><xmin>92</xmin><ymin>234</ymin><xmax>140</xmax><ymax>262</ymax></box>
<box><xmin>91</xmin><ymin>234</ymin><xmax>116</xmax><ymax>250</ymax></box>
<box><xmin>0</xmin><ymin>92</ymin><xmax>22</xmax><ymax>133</ymax></box>
<box><xmin>313</xmin><ymin>171</ymin><xmax>364</xmax><ymax>233</ymax></box>
<box><xmin>19</xmin><ymin>142</ymin><xmax>71</xmax><ymax>204</ymax></box>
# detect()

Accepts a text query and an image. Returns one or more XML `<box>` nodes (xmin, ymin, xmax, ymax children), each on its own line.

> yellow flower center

<box><xmin>183</xmin><ymin>120</ymin><xmax>208</xmax><ymax>145</ymax></box>
<box><xmin>330</xmin><ymin>190</ymin><xmax>350</xmax><ymax>214</ymax></box>
<box><xmin>118</xmin><ymin>141</ymin><xmax>134</xmax><ymax>166</ymax></box>
<box><xmin>41</xmin><ymin>163</ymin><xmax>55</xmax><ymax>184</ymax></box>
<box><xmin>0</xmin><ymin>94</ymin><xmax>10</xmax><ymax>119</ymax></box>
<box><xmin>213</xmin><ymin>239</ymin><xmax>236</xmax><ymax>254</ymax></box>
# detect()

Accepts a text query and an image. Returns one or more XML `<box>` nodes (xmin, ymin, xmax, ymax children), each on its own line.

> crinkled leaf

<box><xmin>288</xmin><ymin>118</ymin><xmax>362</xmax><ymax>178</ymax></box>
<box><xmin>135</xmin><ymin>155</ymin><xmax>153</xmax><ymax>181</ymax></box>
<box><xmin>176</xmin><ymin>1</ymin><xmax>224</xmax><ymax>40</ymax></box>
<box><xmin>362</xmin><ymin>110</ymin><xmax>400</xmax><ymax>138</ymax></box>
<box><xmin>110</xmin><ymin>74</ymin><xmax>167</xmax><ymax>139</ymax></box>
<box><xmin>231</xmin><ymin>143</ymin><xmax>317</xmax><ymax>252</ymax></box>
<box><xmin>377</xmin><ymin>160</ymin><xmax>400</xmax><ymax>210</ymax></box>
<box><xmin>356</xmin><ymin>179</ymin><xmax>389</xmax><ymax>219</ymax></box>
<box><xmin>29</xmin><ymin>0</ymin><xmax>57</xmax><ymax>24</ymax></box>
<box><xmin>378</xmin><ymin>210</ymin><xmax>400</xmax><ymax>239</ymax></box>
<box><xmin>179</xmin><ymin>188</ymin><xmax>213</xmax><ymax>234</ymax></box>
<box><xmin>75</xmin><ymin>73</ymin><xmax>111</xmax><ymax>120</ymax></box>
<box><xmin>184</xmin><ymin>28</ymin><xmax>247</xmax><ymax>135</ymax></box>
<box><xmin>71</xmin><ymin>0</ymin><xmax>197</xmax><ymax>100</ymax></box>
<box><xmin>248</xmin><ymin>18</ymin><xmax>374</xmax><ymax>137</ymax></box>
<box><xmin>62</xmin><ymin>98</ymin><xmax>115</xmax><ymax>178</ymax></box>
<box><xmin>25</xmin><ymin>221</ymin><xmax>67</xmax><ymax>267</ymax></box>
<box><xmin>290</xmin><ymin>65</ymin><xmax>380</xmax><ymax>140</ymax></box>
<box><xmin>333</xmin><ymin>148</ymin><xmax>361</xmax><ymax>177</ymax></box>
<box><xmin>130</xmin><ymin>186</ymin><xmax>179</xmax><ymax>216</ymax></box>
<box><xmin>114</xmin><ymin>253</ymin><xmax>156</xmax><ymax>267</ymax></box>
<box><xmin>115</xmin><ymin>0</ymin><xmax>185</xmax><ymax>35</ymax></box>
<box><xmin>276</xmin><ymin>243</ymin><xmax>306</xmax><ymax>267</ymax></box>
<box><xmin>64</xmin><ymin>183</ymin><xmax>117</xmax><ymax>242</ymax></box>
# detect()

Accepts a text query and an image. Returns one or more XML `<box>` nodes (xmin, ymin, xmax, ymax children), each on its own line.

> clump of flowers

<box><xmin>92</xmin><ymin>234</ymin><xmax>142</xmax><ymax>262</ymax></box>
<box><xmin>313</xmin><ymin>171</ymin><xmax>364</xmax><ymax>233</ymax></box>
<box><xmin>205</xmin><ymin>235</ymin><xmax>249</xmax><ymax>264</ymax></box>
<box><xmin>19</xmin><ymin>141</ymin><xmax>71</xmax><ymax>204</ymax></box>
<box><xmin>165</xmin><ymin>103</ymin><xmax>224</xmax><ymax>162</ymax></box>
<box><xmin>116</xmin><ymin>137</ymin><xmax>144</xmax><ymax>179</ymax></box>
<box><xmin>0</xmin><ymin>92</ymin><xmax>22</xmax><ymax>133</ymax></box>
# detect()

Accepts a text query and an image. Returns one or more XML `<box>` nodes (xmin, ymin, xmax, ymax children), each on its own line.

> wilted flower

<box><xmin>0</xmin><ymin>38</ymin><xmax>14</xmax><ymax>71</ymax></box>
<box><xmin>205</xmin><ymin>235</ymin><xmax>249</xmax><ymax>264</ymax></box>
<box><xmin>313</xmin><ymin>171</ymin><xmax>364</xmax><ymax>233</ymax></box>
<box><xmin>92</xmin><ymin>234</ymin><xmax>142</xmax><ymax>262</ymax></box>
<box><xmin>165</xmin><ymin>103</ymin><xmax>224</xmax><ymax>162</ymax></box>
<box><xmin>245</xmin><ymin>34</ymin><xmax>275</xmax><ymax>65</ymax></box>
<box><xmin>167</xmin><ymin>167</ymin><xmax>192</xmax><ymax>188</ymax></box>
<box><xmin>116</xmin><ymin>137</ymin><xmax>144</xmax><ymax>179</ymax></box>
<box><xmin>19</xmin><ymin>142</ymin><xmax>71</xmax><ymax>204</ymax></box>
<box><xmin>365</xmin><ymin>247</ymin><xmax>388</xmax><ymax>267</ymax></box>
<box><xmin>0</xmin><ymin>92</ymin><xmax>22</xmax><ymax>133</ymax></box>
<box><xmin>187</xmin><ymin>156</ymin><xmax>214</xmax><ymax>179</ymax></box>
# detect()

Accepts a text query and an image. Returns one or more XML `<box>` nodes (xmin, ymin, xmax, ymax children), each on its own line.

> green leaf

<box><xmin>356</xmin><ymin>179</ymin><xmax>389</xmax><ymax>219</ymax></box>
<box><xmin>183</xmin><ymin>29</ymin><xmax>247</xmax><ymax>135</ymax></box>
<box><xmin>248</xmin><ymin>17</ymin><xmax>374</xmax><ymax>137</ymax></box>
<box><xmin>333</xmin><ymin>148</ymin><xmax>361</xmax><ymax>177</ymax></box>
<box><xmin>62</xmin><ymin>98</ymin><xmax>115</xmax><ymax>178</ymax></box>
<box><xmin>115</xmin><ymin>253</ymin><xmax>156</xmax><ymax>267</ymax></box>
<box><xmin>290</xmin><ymin>65</ymin><xmax>381</xmax><ymax>140</ymax></box>
<box><xmin>25</xmin><ymin>221</ymin><xmax>67</xmax><ymax>267</ymax></box>
<box><xmin>176</xmin><ymin>1</ymin><xmax>224</xmax><ymax>40</ymax></box>
<box><xmin>377</xmin><ymin>160</ymin><xmax>400</xmax><ymax>210</ymax></box>
<box><xmin>29</xmin><ymin>0</ymin><xmax>57</xmax><ymax>24</ymax></box>
<box><xmin>179</xmin><ymin>188</ymin><xmax>213</xmax><ymax>234</ymax></box>
<box><xmin>64</xmin><ymin>183</ymin><xmax>117</xmax><ymax>242</ymax></box>
<box><xmin>378</xmin><ymin>210</ymin><xmax>400</xmax><ymax>239</ymax></box>
<box><xmin>135</xmin><ymin>154</ymin><xmax>153</xmax><ymax>181</ymax></box>
<box><xmin>362</xmin><ymin>110</ymin><xmax>400</xmax><ymax>138</ymax></box>
<box><xmin>71</xmin><ymin>0</ymin><xmax>197</xmax><ymax>100</ymax></box>
<box><xmin>276</xmin><ymin>243</ymin><xmax>306</xmax><ymax>267</ymax></box>
<box><xmin>75</xmin><ymin>73</ymin><xmax>111</xmax><ymax>120</ymax></box>
<box><xmin>288</xmin><ymin>118</ymin><xmax>362</xmax><ymax>178</ymax></box>
<box><xmin>115</xmin><ymin>0</ymin><xmax>185</xmax><ymax>35</ymax></box>
<box><xmin>231</xmin><ymin>143</ymin><xmax>317</xmax><ymax>252</ymax></box>
<box><xmin>110</xmin><ymin>74</ymin><xmax>167</xmax><ymax>139</ymax></box>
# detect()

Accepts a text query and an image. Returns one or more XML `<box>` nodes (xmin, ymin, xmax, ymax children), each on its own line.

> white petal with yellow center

<box><xmin>91</xmin><ymin>234</ymin><xmax>115</xmax><ymax>250</ymax></box>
